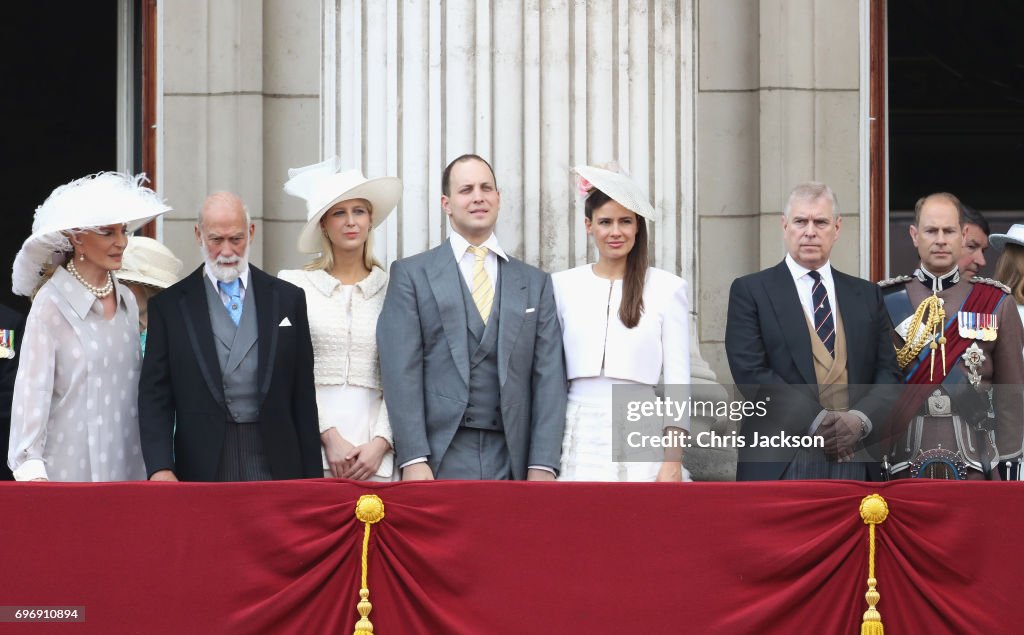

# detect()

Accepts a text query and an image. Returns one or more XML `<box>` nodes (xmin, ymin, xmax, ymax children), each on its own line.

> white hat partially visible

<box><xmin>989</xmin><ymin>224</ymin><xmax>1024</xmax><ymax>250</ymax></box>
<box><xmin>12</xmin><ymin>172</ymin><xmax>172</xmax><ymax>296</ymax></box>
<box><xmin>283</xmin><ymin>157</ymin><xmax>403</xmax><ymax>254</ymax></box>
<box><xmin>116</xmin><ymin>236</ymin><xmax>183</xmax><ymax>290</ymax></box>
<box><xmin>572</xmin><ymin>163</ymin><xmax>659</xmax><ymax>222</ymax></box>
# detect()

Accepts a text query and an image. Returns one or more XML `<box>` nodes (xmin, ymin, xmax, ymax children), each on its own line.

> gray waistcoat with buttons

<box><xmin>458</xmin><ymin>269</ymin><xmax>502</xmax><ymax>430</ymax></box>
<box><xmin>205</xmin><ymin>277</ymin><xmax>260</xmax><ymax>423</ymax></box>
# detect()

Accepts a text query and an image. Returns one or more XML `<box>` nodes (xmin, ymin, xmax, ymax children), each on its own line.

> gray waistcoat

<box><xmin>459</xmin><ymin>268</ymin><xmax>502</xmax><ymax>430</ymax></box>
<box><xmin>205</xmin><ymin>277</ymin><xmax>260</xmax><ymax>423</ymax></box>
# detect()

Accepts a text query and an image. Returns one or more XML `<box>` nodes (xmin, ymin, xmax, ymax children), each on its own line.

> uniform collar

<box><xmin>915</xmin><ymin>265</ymin><xmax>960</xmax><ymax>292</ymax></box>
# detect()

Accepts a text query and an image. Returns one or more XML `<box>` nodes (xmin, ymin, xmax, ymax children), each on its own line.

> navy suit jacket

<box><xmin>725</xmin><ymin>260</ymin><xmax>900</xmax><ymax>480</ymax></box>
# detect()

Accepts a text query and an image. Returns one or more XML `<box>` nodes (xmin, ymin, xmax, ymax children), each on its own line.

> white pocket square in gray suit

<box><xmin>279</xmin><ymin>317</ymin><xmax>292</xmax><ymax>327</ymax></box>
<box><xmin>525</xmin><ymin>308</ymin><xmax>536</xmax><ymax>314</ymax></box>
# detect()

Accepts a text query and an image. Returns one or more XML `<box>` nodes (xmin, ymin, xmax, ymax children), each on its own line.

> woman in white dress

<box><xmin>554</xmin><ymin>164</ymin><xmax>691</xmax><ymax>482</ymax></box>
<box><xmin>278</xmin><ymin>158</ymin><xmax>402</xmax><ymax>481</ymax></box>
<box><xmin>7</xmin><ymin>172</ymin><xmax>170</xmax><ymax>481</ymax></box>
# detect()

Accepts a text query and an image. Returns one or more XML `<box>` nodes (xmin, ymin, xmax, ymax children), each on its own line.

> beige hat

<box><xmin>989</xmin><ymin>224</ymin><xmax>1024</xmax><ymax>251</ymax></box>
<box><xmin>573</xmin><ymin>164</ymin><xmax>658</xmax><ymax>222</ymax></box>
<box><xmin>12</xmin><ymin>172</ymin><xmax>171</xmax><ymax>296</ymax></box>
<box><xmin>283</xmin><ymin>157</ymin><xmax>403</xmax><ymax>254</ymax></box>
<box><xmin>116</xmin><ymin>236</ymin><xmax>183</xmax><ymax>289</ymax></box>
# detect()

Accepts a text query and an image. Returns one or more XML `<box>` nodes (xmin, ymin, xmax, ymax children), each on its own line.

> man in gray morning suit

<box><xmin>377</xmin><ymin>154</ymin><xmax>567</xmax><ymax>481</ymax></box>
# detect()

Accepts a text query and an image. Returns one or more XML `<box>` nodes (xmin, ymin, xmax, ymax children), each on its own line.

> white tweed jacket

<box><xmin>278</xmin><ymin>267</ymin><xmax>389</xmax><ymax>388</ymax></box>
<box><xmin>279</xmin><ymin>267</ymin><xmax>392</xmax><ymax>445</ymax></box>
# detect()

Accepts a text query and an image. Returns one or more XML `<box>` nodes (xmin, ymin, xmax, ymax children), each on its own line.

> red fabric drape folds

<box><xmin>1</xmin><ymin>480</ymin><xmax>1022</xmax><ymax>634</ymax></box>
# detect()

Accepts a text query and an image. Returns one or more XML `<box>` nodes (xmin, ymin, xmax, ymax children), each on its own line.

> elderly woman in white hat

<box><xmin>278</xmin><ymin>157</ymin><xmax>402</xmax><ymax>481</ymax></box>
<box><xmin>552</xmin><ymin>163</ymin><xmax>691</xmax><ymax>482</ymax></box>
<box><xmin>116</xmin><ymin>236</ymin><xmax>183</xmax><ymax>353</ymax></box>
<box><xmin>991</xmin><ymin>224</ymin><xmax>1024</xmax><ymax>338</ymax></box>
<box><xmin>8</xmin><ymin>172</ymin><xmax>170</xmax><ymax>481</ymax></box>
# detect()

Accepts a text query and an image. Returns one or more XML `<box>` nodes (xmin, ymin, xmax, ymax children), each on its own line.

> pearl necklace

<box><xmin>66</xmin><ymin>258</ymin><xmax>114</xmax><ymax>298</ymax></box>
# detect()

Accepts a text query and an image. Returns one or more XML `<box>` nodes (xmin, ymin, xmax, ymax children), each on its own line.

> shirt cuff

<box><xmin>849</xmin><ymin>410</ymin><xmax>872</xmax><ymax>439</ymax></box>
<box><xmin>528</xmin><ymin>465</ymin><xmax>556</xmax><ymax>475</ymax></box>
<box><xmin>13</xmin><ymin>458</ymin><xmax>48</xmax><ymax>481</ymax></box>
<box><xmin>399</xmin><ymin>457</ymin><xmax>428</xmax><ymax>469</ymax></box>
<box><xmin>807</xmin><ymin>409</ymin><xmax>829</xmax><ymax>436</ymax></box>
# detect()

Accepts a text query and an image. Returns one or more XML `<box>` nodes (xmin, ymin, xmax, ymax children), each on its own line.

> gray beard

<box><xmin>200</xmin><ymin>243</ymin><xmax>249</xmax><ymax>282</ymax></box>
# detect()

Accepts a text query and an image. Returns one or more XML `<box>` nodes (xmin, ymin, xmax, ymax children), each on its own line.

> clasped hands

<box><xmin>817</xmin><ymin>410</ymin><xmax>862</xmax><ymax>463</ymax></box>
<box><xmin>322</xmin><ymin>428</ymin><xmax>390</xmax><ymax>480</ymax></box>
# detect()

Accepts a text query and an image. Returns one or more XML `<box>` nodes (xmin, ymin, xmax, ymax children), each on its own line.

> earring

<box><xmin>79</xmin><ymin>252</ymin><xmax>85</xmax><ymax>262</ymax></box>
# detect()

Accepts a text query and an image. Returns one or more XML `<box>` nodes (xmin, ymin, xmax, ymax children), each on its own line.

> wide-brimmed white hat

<box><xmin>989</xmin><ymin>224</ymin><xmax>1024</xmax><ymax>251</ymax></box>
<box><xmin>283</xmin><ymin>157</ymin><xmax>403</xmax><ymax>254</ymax></box>
<box><xmin>573</xmin><ymin>163</ymin><xmax>659</xmax><ymax>222</ymax></box>
<box><xmin>12</xmin><ymin>172</ymin><xmax>171</xmax><ymax>296</ymax></box>
<box><xmin>116</xmin><ymin>236</ymin><xmax>183</xmax><ymax>289</ymax></box>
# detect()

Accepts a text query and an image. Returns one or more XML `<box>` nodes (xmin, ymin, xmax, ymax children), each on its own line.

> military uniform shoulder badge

<box><xmin>878</xmin><ymin>275</ymin><xmax>912</xmax><ymax>288</ymax></box>
<box><xmin>970</xmin><ymin>276</ymin><xmax>1011</xmax><ymax>294</ymax></box>
<box><xmin>0</xmin><ymin>328</ymin><xmax>15</xmax><ymax>359</ymax></box>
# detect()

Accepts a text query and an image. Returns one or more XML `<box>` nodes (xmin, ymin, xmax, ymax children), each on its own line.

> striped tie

<box><xmin>468</xmin><ymin>246</ymin><xmax>493</xmax><ymax>324</ymax></box>
<box><xmin>808</xmin><ymin>270</ymin><xmax>835</xmax><ymax>357</ymax></box>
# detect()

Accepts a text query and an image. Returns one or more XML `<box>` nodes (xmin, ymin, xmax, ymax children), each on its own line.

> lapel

<box><xmin>764</xmin><ymin>261</ymin><xmax>816</xmax><ymax>384</ymax></box>
<box><xmin>496</xmin><ymin>258</ymin><xmax>527</xmax><ymax>387</ymax></box>
<box><xmin>179</xmin><ymin>267</ymin><xmax>227</xmax><ymax>409</ymax></box>
<box><xmin>833</xmin><ymin>269</ymin><xmax>864</xmax><ymax>382</ymax></box>
<box><xmin>250</xmin><ymin>266</ymin><xmax>280</xmax><ymax>405</ymax></box>
<box><xmin>427</xmin><ymin>241</ymin><xmax>470</xmax><ymax>388</ymax></box>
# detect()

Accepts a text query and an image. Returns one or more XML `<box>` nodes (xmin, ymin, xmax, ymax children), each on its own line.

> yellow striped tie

<box><xmin>468</xmin><ymin>245</ymin><xmax>493</xmax><ymax>323</ymax></box>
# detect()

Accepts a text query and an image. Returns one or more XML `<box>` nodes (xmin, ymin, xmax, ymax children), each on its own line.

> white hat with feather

<box><xmin>12</xmin><ymin>172</ymin><xmax>171</xmax><ymax>297</ymax></box>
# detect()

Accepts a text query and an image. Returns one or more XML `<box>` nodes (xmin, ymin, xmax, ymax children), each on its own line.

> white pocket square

<box><xmin>279</xmin><ymin>317</ymin><xmax>293</xmax><ymax>327</ymax></box>
<box><xmin>525</xmin><ymin>307</ymin><xmax>536</xmax><ymax>314</ymax></box>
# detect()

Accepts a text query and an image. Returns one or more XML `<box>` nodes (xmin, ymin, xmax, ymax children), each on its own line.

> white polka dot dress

<box><xmin>7</xmin><ymin>266</ymin><xmax>146</xmax><ymax>481</ymax></box>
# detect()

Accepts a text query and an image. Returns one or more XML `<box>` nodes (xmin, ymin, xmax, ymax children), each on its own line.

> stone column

<box><xmin>161</xmin><ymin>0</ymin><xmax>265</xmax><ymax>269</ymax></box>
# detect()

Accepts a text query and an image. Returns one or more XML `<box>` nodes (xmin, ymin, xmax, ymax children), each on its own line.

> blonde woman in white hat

<box><xmin>117</xmin><ymin>236</ymin><xmax>183</xmax><ymax>353</ymax></box>
<box><xmin>991</xmin><ymin>224</ymin><xmax>1024</xmax><ymax>344</ymax></box>
<box><xmin>8</xmin><ymin>172</ymin><xmax>170</xmax><ymax>481</ymax></box>
<box><xmin>552</xmin><ymin>163</ymin><xmax>691</xmax><ymax>482</ymax></box>
<box><xmin>279</xmin><ymin>158</ymin><xmax>402</xmax><ymax>481</ymax></box>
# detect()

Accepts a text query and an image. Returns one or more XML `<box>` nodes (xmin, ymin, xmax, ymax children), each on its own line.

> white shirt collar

<box><xmin>204</xmin><ymin>263</ymin><xmax>250</xmax><ymax>291</ymax></box>
<box><xmin>53</xmin><ymin>266</ymin><xmax>130</xmax><ymax>320</ymax></box>
<box><xmin>785</xmin><ymin>253</ymin><xmax>832</xmax><ymax>283</ymax></box>
<box><xmin>449</xmin><ymin>231</ymin><xmax>509</xmax><ymax>262</ymax></box>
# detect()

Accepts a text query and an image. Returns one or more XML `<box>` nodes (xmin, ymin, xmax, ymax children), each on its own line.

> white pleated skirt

<box><xmin>558</xmin><ymin>377</ymin><xmax>661</xmax><ymax>482</ymax></box>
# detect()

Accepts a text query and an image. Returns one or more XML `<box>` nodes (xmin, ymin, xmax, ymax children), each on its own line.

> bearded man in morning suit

<box><xmin>139</xmin><ymin>192</ymin><xmax>321</xmax><ymax>481</ymax></box>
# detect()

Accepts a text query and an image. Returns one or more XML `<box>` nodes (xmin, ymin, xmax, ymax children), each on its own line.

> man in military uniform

<box><xmin>880</xmin><ymin>192</ymin><xmax>1024</xmax><ymax>479</ymax></box>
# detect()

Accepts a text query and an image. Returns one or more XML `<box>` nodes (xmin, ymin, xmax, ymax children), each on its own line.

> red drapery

<box><xmin>1</xmin><ymin>480</ymin><xmax>1022</xmax><ymax>634</ymax></box>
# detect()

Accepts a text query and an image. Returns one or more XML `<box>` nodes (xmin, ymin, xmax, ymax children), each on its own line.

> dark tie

<box><xmin>808</xmin><ymin>270</ymin><xmax>835</xmax><ymax>357</ymax></box>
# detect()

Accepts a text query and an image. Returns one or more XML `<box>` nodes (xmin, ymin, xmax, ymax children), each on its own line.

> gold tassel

<box><xmin>896</xmin><ymin>293</ymin><xmax>946</xmax><ymax>374</ymax></box>
<box><xmin>353</xmin><ymin>494</ymin><xmax>385</xmax><ymax>635</ymax></box>
<box><xmin>859</xmin><ymin>494</ymin><xmax>889</xmax><ymax>635</ymax></box>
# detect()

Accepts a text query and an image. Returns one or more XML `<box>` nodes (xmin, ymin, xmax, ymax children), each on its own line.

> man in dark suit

<box><xmin>377</xmin><ymin>154</ymin><xmax>566</xmax><ymax>481</ymax></box>
<box><xmin>0</xmin><ymin>304</ymin><xmax>24</xmax><ymax>480</ymax></box>
<box><xmin>725</xmin><ymin>182</ymin><xmax>900</xmax><ymax>481</ymax></box>
<box><xmin>139</xmin><ymin>192</ymin><xmax>320</xmax><ymax>481</ymax></box>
